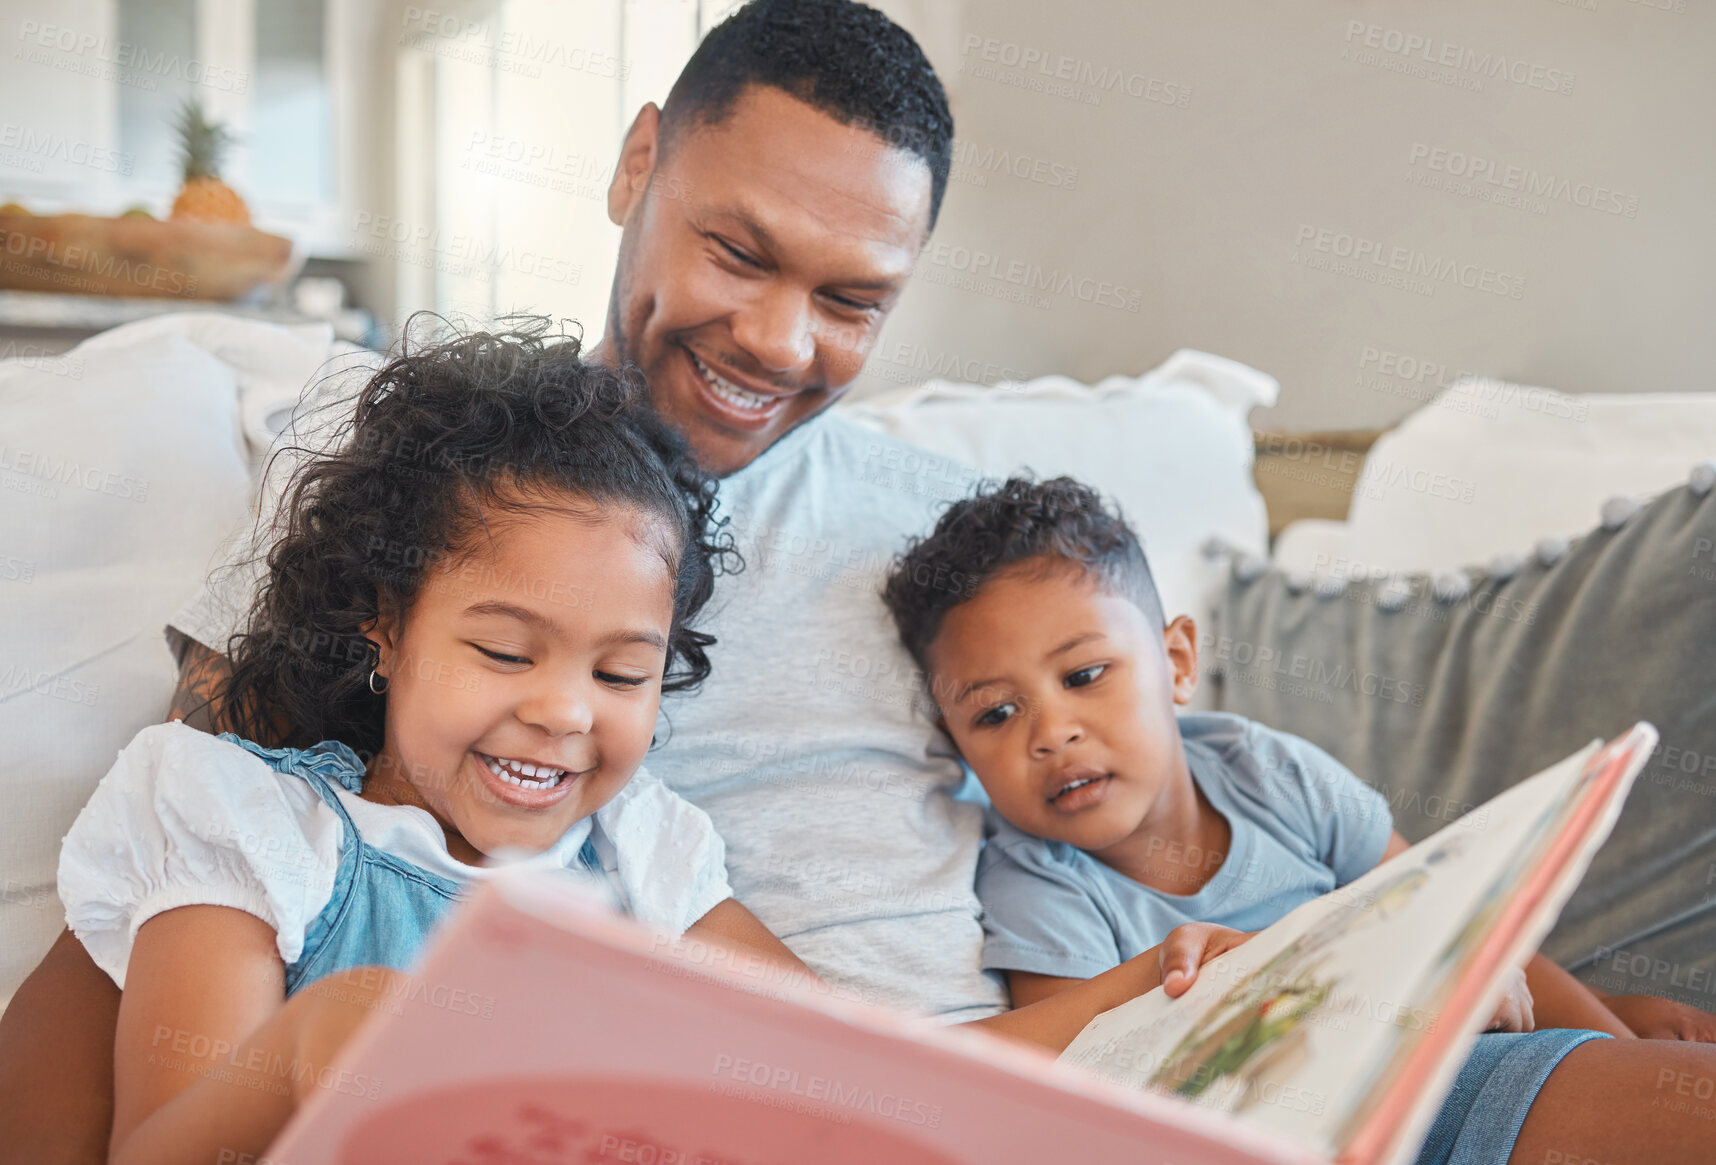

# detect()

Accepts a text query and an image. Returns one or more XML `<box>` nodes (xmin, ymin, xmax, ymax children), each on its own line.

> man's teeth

<box><xmin>692</xmin><ymin>353</ymin><xmax>776</xmax><ymax>411</ymax></box>
<box><xmin>482</xmin><ymin>754</ymin><xmax>567</xmax><ymax>789</ymax></box>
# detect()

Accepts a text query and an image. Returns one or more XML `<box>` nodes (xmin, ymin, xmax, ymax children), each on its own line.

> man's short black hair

<box><xmin>883</xmin><ymin>476</ymin><xmax>1166</xmax><ymax>672</ymax></box>
<box><xmin>660</xmin><ymin>0</ymin><xmax>954</xmax><ymax>228</ymax></box>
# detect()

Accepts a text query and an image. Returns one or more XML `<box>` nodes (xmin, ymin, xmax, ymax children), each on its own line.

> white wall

<box><xmin>858</xmin><ymin>0</ymin><xmax>1715</xmax><ymax>430</ymax></box>
<box><xmin>7</xmin><ymin>0</ymin><xmax>1710</xmax><ymax>430</ymax></box>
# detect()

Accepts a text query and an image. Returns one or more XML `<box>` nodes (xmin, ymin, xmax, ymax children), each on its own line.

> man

<box><xmin>6</xmin><ymin>5</ymin><xmax>1715</xmax><ymax>1164</ymax></box>
<box><xmin>4</xmin><ymin>4</ymin><xmax>991</xmax><ymax>1160</ymax></box>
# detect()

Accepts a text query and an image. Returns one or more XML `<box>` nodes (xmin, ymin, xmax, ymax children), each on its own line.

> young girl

<box><xmin>57</xmin><ymin>322</ymin><xmax>803</xmax><ymax>1163</ymax></box>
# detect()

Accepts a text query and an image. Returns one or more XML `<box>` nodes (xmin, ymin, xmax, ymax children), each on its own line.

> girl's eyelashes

<box><xmin>474</xmin><ymin>645</ymin><xmax>653</xmax><ymax>689</ymax></box>
<box><xmin>1065</xmin><ymin>663</ymin><xmax>1108</xmax><ymax>688</ymax></box>
<box><xmin>472</xmin><ymin>644</ymin><xmax>530</xmax><ymax>666</ymax></box>
<box><xmin>595</xmin><ymin>671</ymin><xmax>650</xmax><ymax>690</ymax></box>
<box><xmin>974</xmin><ymin>701</ymin><xmax>1018</xmax><ymax>728</ymax></box>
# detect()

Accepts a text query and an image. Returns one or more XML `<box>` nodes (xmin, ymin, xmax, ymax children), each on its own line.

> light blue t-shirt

<box><xmin>975</xmin><ymin>712</ymin><xmax>1394</xmax><ymax>979</ymax></box>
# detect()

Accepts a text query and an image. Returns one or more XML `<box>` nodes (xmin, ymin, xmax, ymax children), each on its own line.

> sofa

<box><xmin>1</xmin><ymin>314</ymin><xmax>1709</xmax><ymax>1013</ymax></box>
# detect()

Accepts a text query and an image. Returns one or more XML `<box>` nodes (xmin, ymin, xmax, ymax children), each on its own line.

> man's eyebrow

<box><xmin>463</xmin><ymin>600</ymin><xmax>666</xmax><ymax>651</ymax></box>
<box><xmin>707</xmin><ymin>205</ymin><xmax>779</xmax><ymax>256</ymax></box>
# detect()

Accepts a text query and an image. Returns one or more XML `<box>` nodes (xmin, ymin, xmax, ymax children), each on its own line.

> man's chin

<box><xmin>677</xmin><ymin>398</ymin><xmax>821</xmax><ymax>477</ymax></box>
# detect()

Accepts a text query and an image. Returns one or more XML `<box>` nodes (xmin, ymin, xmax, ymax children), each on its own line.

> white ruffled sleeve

<box><xmin>593</xmin><ymin>765</ymin><xmax>733</xmax><ymax>936</ymax></box>
<box><xmin>58</xmin><ymin>722</ymin><xmax>344</xmax><ymax>987</ymax></box>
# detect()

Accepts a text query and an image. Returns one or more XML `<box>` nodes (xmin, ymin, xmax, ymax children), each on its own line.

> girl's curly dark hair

<box><xmin>215</xmin><ymin>314</ymin><xmax>735</xmax><ymax>758</ymax></box>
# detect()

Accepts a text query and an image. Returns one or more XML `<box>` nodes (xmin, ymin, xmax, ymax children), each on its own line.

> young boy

<box><xmin>883</xmin><ymin>475</ymin><xmax>1714</xmax><ymax>1164</ymax></box>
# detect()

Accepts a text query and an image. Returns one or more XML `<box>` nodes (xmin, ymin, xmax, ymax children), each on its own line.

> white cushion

<box><xmin>839</xmin><ymin>348</ymin><xmax>1277</xmax><ymax>647</ymax></box>
<box><xmin>0</xmin><ymin>314</ymin><xmax>332</xmax><ymax>1007</ymax></box>
<box><xmin>1270</xmin><ymin>519</ymin><xmax>1352</xmax><ymax>576</ymax></box>
<box><xmin>1343</xmin><ymin>378</ymin><xmax>1716</xmax><ymax>574</ymax></box>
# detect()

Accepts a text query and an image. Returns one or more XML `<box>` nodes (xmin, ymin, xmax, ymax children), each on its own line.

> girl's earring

<box><xmin>368</xmin><ymin>668</ymin><xmax>390</xmax><ymax>695</ymax></box>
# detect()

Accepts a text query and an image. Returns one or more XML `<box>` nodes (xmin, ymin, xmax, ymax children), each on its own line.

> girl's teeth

<box><xmin>482</xmin><ymin>754</ymin><xmax>566</xmax><ymax>789</ymax></box>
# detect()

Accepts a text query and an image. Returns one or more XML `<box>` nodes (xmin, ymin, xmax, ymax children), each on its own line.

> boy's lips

<box><xmin>1046</xmin><ymin>766</ymin><xmax>1113</xmax><ymax>812</ymax></box>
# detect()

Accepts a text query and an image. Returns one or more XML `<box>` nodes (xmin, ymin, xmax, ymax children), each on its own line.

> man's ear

<box><xmin>608</xmin><ymin>103</ymin><xmax>662</xmax><ymax>227</ymax></box>
<box><xmin>1163</xmin><ymin>614</ymin><xmax>1200</xmax><ymax>705</ymax></box>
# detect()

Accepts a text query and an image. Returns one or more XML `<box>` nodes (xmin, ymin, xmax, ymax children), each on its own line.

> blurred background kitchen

<box><xmin>1</xmin><ymin>0</ymin><xmax>1709</xmax><ymax>441</ymax></box>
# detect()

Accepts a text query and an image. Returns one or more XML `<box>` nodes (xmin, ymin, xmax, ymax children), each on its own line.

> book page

<box><xmin>1059</xmin><ymin>733</ymin><xmax>1648</xmax><ymax>1163</ymax></box>
<box><xmin>263</xmin><ymin>729</ymin><xmax>1648</xmax><ymax>1165</ymax></box>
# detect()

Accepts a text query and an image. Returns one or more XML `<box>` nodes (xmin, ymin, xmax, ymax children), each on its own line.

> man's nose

<box><xmin>731</xmin><ymin>286</ymin><xmax>816</xmax><ymax>376</ymax></box>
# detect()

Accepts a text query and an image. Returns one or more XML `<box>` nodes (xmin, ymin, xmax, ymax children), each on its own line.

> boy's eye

<box><xmin>596</xmin><ymin>671</ymin><xmax>650</xmax><ymax>689</ymax></box>
<box><xmin>473</xmin><ymin>645</ymin><xmax>529</xmax><ymax>666</ymax></box>
<box><xmin>1065</xmin><ymin>664</ymin><xmax>1107</xmax><ymax>688</ymax></box>
<box><xmin>975</xmin><ymin>702</ymin><xmax>1018</xmax><ymax>728</ymax></box>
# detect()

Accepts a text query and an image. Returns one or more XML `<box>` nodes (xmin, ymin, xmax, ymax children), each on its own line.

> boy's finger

<box><xmin>1159</xmin><ymin>926</ymin><xmax>1208</xmax><ymax>995</ymax></box>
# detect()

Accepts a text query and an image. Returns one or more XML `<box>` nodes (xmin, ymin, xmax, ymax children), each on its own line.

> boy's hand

<box><xmin>1158</xmin><ymin>923</ymin><xmax>1254</xmax><ymax>998</ymax></box>
<box><xmin>1484</xmin><ymin>967</ymin><xmax>1536</xmax><ymax>1033</ymax></box>
<box><xmin>1601</xmin><ymin>994</ymin><xmax>1716</xmax><ymax>1042</ymax></box>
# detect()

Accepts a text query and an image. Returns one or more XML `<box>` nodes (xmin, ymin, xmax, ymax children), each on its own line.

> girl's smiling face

<box><xmin>360</xmin><ymin>502</ymin><xmax>678</xmax><ymax>862</ymax></box>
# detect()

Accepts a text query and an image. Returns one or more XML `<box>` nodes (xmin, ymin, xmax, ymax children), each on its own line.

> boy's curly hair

<box><xmin>215</xmin><ymin>315</ymin><xmax>735</xmax><ymax>758</ymax></box>
<box><xmin>882</xmin><ymin>475</ymin><xmax>1164</xmax><ymax>672</ymax></box>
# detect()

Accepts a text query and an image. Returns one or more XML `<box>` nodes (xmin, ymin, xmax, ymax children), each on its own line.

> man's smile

<box><xmin>682</xmin><ymin>345</ymin><xmax>794</xmax><ymax>430</ymax></box>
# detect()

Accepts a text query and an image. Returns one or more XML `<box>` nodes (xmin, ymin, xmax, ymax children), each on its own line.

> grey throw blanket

<box><xmin>1208</xmin><ymin>469</ymin><xmax>1716</xmax><ymax>1005</ymax></box>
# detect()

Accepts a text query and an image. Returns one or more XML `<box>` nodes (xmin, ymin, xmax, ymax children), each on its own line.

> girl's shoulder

<box><xmin>96</xmin><ymin>721</ymin><xmax>343</xmax><ymax>828</ymax></box>
<box><xmin>590</xmin><ymin>766</ymin><xmax>734</xmax><ymax>937</ymax></box>
<box><xmin>58</xmin><ymin>722</ymin><xmax>346</xmax><ymax>986</ymax></box>
<box><xmin>211</xmin><ymin>730</ymin><xmax>369</xmax><ymax>793</ymax></box>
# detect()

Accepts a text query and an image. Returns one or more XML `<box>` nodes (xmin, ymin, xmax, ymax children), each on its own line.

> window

<box><xmin>391</xmin><ymin>0</ymin><xmax>705</xmax><ymax>338</ymax></box>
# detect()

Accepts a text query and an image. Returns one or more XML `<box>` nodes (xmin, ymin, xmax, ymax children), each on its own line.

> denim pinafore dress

<box><xmin>216</xmin><ymin>734</ymin><xmax>603</xmax><ymax>997</ymax></box>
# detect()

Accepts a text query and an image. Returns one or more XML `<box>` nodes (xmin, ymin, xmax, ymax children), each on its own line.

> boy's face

<box><xmin>925</xmin><ymin>560</ymin><xmax>1200</xmax><ymax>852</ymax></box>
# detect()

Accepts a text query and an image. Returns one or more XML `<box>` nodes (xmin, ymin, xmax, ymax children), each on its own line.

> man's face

<box><xmin>925</xmin><ymin>560</ymin><xmax>1201</xmax><ymax>853</ymax></box>
<box><xmin>604</xmin><ymin>84</ymin><xmax>935</xmax><ymax>476</ymax></box>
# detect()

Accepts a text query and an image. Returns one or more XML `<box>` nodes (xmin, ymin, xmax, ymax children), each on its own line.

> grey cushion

<box><xmin>1207</xmin><ymin>470</ymin><xmax>1716</xmax><ymax>1004</ymax></box>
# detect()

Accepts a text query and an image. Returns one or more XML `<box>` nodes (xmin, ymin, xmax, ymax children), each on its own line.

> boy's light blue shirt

<box><xmin>975</xmin><ymin>712</ymin><xmax>1394</xmax><ymax>979</ymax></box>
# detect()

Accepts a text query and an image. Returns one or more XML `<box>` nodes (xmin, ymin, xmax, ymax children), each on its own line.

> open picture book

<box><xmin>267</xmin><ymin>723</ymin><xmax>1658</xmax><ymax>1165</ymax></box>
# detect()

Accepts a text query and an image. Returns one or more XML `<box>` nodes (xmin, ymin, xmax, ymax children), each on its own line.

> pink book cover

<box><xmin>264</xmin><ymin>869</ymin><xmax>1317</xmax><ymax>1165</ymax></box>
<box><xmin>265</xmin><ymin>725</ymin><xmax>1654</xmax><ymax>1165</ymax></box>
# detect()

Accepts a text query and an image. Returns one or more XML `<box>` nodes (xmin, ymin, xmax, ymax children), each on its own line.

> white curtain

<box><xmin>394</xmin><ymin>0</ymin><xmax>705</xmax><ymax>339</ymax></box>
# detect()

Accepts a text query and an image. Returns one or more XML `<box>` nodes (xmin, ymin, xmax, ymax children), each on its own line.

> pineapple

<box><xmin>169</xmin><ymin>100</ymin><xmax>250</xmax><ymax>225</ymax></box>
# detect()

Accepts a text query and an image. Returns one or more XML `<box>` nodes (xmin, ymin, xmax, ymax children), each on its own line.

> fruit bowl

<box><xmin>0</xmin><ymin>213</ymin><xmax>294</xmax><ymax>301</ymax></box>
